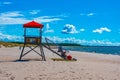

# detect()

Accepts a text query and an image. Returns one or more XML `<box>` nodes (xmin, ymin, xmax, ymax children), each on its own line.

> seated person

<box><xmin>61</xmin><ymin>50</ymin><xmax>67</xmax><ymax>59</ymax></box>
<box><xmin>58</xmin><ymin>46</ymin><xmax>63</xmax><ymax>52</ymax></box>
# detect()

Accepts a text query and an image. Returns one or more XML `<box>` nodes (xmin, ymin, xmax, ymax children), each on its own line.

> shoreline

<box><xmin>0</xmin><ymin>47</ymin><xmax>120</xmax><ymax>80</ymax></box>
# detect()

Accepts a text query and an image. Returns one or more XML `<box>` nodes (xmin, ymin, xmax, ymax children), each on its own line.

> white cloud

<box><xmin>0</xmin><ymin>32</ymin><xmax>23</xmax><ymax>42</ymax></box>
<box><xmin>44</xmin><ymin>23</ymin><xmax>54</xmax><ymax>33</ymax></box>
<box><xmin>0</xmin><ymin>11</ymin><xmax>24</xmax><ymax>17</ymax></box>
<box><xmin>44</xmin><ymin>36</ymin><xmax>120</xmax><ymax>46</ymax></box>
<box><xmin>0</xmin><ymin>17</ymin><xmax>30</xmax><ymax>25</ymax></box>
<box><xmin>62</xmin><ymin>24</ymin><xmax>78</xmax><ymax>34</ymax></box>
<box><xmin>56</xmin><ymin>14</ymin><xmax>68</xmax><ymax>18</ymax></box>
<box><xmin>80</xmin><ymin>13</ymin><xmax>95</xmax><ymax>16</ymax></box>
<box><xmin>34</xmin><ymin>16</ymin><xmax>62</xmax><ymax>23</ymax></box>
<box><xmin>0</xmin><ymin>31</ymin><xmax>119</xmax><ymax>46</ymax></box>
<box><xmin>0</xmin><ymin>11</ymin><xmax>63</xmax><ymax>25</ymax></box>
<box><xmin>3</xmin><ymin>2</ymin><xmax>12</xmax><ymax>5</ymax></box>
<box><xmin>87</xmin><ymin>13</ymin><xmax>95</xmax><ymax>16</ymax></box>
<box><xmin>36</xmin><ymin>16</ymin><xmax>51</xmax><ymax>19</ymax></box>
<box><xmin>93</xmin><ymin>27</ymin><xmax>111</xmax><ymax>34</ymax></box>
<box><xmin>0</xmin><ymin>11</ymin><xmax>29</xmax><ymax>24</ymax></box>
<box><xmin>80</xmin><ymin>13</ymin><xmax>85</xmax><ymax>16</ymax></box>
<box><xmin>80</xmin><ymin>28</ymin><xmax>85</xmax><ymax>32</ymax></box>
<box><xmin>0</xmin><ymin>1</ymin><xmax>12</xmax><ymax>6</ymax></box>
<box><xmin>29</xmin><ymin>10</ymin><xmax>40</xmax><ymax>15</ymax></box>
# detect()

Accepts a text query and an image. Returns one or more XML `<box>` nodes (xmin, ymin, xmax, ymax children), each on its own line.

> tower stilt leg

<box><xmin>40</xmin><ymin>45</ymin><xmax>46</xmax><ymax>61</ymax></box>
<box><xmin>19</xmin><ymin>44</ymin><xmax>25</xmax><ymax>60</ymax></box>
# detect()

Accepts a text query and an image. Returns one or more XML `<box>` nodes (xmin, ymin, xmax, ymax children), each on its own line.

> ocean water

<box><xmin>63</xmin><ymin>46</ymin><xmax>120</xmax><ymax>55</ymax></box>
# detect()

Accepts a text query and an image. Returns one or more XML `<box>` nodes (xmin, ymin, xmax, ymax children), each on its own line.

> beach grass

<box><xmin>0</xmin><ymin>42</ymin><xmax>23</xmax><ymax>48</ymax></box>
<box><xmin>0</xmin><ymin>41</ymin><xmax>82</xmax><ymax>48</ymax></box>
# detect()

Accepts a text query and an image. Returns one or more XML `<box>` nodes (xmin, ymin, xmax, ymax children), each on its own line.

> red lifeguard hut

<box><xmin>19</xmin><ymin>21</ymin><xmax>46</xmax><ymax>61</ymax></box>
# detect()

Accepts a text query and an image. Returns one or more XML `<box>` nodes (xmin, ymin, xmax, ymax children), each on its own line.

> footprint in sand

<box><xmin>24</xmin><ymin>77</ymin><xmax>35</xmax><ymax>80</ymax></box>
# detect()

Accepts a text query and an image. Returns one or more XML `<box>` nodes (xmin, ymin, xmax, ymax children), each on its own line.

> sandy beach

<box><xmin>0</xmin><ymin>47</ymin><xmax>120</xmax><ymax>80</ymax></box>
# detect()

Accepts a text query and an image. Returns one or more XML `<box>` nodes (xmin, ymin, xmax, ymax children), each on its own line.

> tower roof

<box><xmin>23</xmin><ymin>21</ymin><xmax>43</xmax><ymax>28</ymax></box>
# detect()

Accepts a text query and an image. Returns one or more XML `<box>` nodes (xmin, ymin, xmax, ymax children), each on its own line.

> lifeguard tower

<box><xmin>19</xmin><ymin>21</ymin><xmax>77</xmax><ymax>61</ymax></box>
<box><xmin>19</xmin><ymin>21</ymin><xmax>46</xmax><ymax>61</ymax></box>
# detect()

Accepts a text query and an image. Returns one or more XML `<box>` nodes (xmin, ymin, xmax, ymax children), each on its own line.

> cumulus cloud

<box><xmin>93</xmin><ymin>27</ymin><xmax>111</xmax><ymax>34</ymax></box>
<box><xmin>44</xmin><ymin>23</ymin><xmax>54</xmax><ymax>33</ymax></box>
<box><xmin>61</xmin><ymin>24</ymin><xmax>78</xmax><ymax>34</ymax></box>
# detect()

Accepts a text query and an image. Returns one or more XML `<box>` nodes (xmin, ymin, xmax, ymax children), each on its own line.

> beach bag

<box><xmin>67</xmin><ymin>55</ymin><xmax>72</xmax><ymax>60</ymax></box>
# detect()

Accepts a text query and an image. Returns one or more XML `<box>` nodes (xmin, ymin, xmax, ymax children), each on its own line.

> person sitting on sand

<box><xmin>58</xmin><ymin>46</ymin><xmax>67</xmax><ymax>59</ymax></box>
<box><xmin>58</xmin><ymin>46</ymin><xmax>63</xmax><ymax>52</ymax></box>
<box><xmin>61</xmin><ymin>50</ymin><xmax>67</xmax><ymax>59</ymax></box>
<box><xmin>58</xmin><ymin>46</ymin><xmax>77</xmax><ymax>61</ymax></box>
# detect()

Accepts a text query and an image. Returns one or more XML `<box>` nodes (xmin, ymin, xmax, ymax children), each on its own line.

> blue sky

<box><xmin>0</xmin><ymin>0</ymin><xmax>120</xmax><ymax>46</ymax></box>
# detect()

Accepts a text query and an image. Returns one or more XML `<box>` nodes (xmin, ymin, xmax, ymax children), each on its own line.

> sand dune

<box><xmin>0</xmin><ymin>47</ymin><xmax>120</xmax><ymax>80</ymax></box>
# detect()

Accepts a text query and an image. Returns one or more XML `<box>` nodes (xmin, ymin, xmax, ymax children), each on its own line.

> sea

<box><xmin>63</xmin><ymin>46</ymin><xmax>120</xmax><ymax>56</ymax></box>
